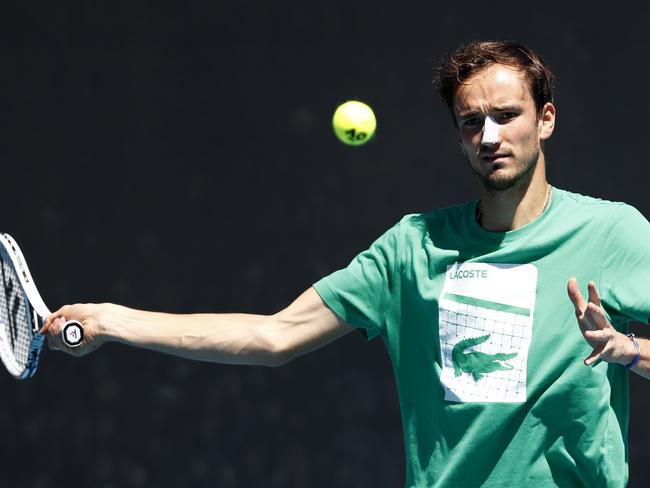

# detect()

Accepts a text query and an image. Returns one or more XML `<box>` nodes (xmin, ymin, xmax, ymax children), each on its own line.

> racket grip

<box><xmin>61</xmin><ymin>320</ymin><xmax>84</xmax><ymax>348</ymax></box>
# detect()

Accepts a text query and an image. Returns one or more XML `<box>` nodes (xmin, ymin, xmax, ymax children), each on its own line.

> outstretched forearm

<box><xmin>101</xmin><ymin>306</ymin><xmax>286</xmax><ymax>366</ymax></box>
<box><xmin>42</xmin><ymin>288</ymin><xmax>353</xmax><ymax>367</ymax></box>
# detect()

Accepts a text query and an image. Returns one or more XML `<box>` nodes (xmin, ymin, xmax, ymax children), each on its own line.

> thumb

<box><xmin>584</xmin><ymin>349</ymin><xmax>602</xmax><ymax>367</ymax></box>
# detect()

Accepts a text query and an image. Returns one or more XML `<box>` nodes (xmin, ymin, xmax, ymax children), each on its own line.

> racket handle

<box><xmin>61</xmin><ymin>320</ymin><xmax>84</xmax><ymax>348</ymax></box>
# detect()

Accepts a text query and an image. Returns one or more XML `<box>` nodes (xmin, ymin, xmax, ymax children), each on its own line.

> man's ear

<box><xmin>538</xmin><ymin>102</ymin><xmax>556</xmax><ymax>141</ymax></box>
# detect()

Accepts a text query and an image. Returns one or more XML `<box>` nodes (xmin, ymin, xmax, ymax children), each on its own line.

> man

<box><xmin>41</xmin><ymin>41</ymin><xmax>650</xmax><ymax>486</ymax></box>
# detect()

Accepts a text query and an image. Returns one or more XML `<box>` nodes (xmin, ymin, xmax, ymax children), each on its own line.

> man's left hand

<box><xmin>567</xmin><ymin>278</ymin><xmax>637</xmax><ymax>366</ymax></box>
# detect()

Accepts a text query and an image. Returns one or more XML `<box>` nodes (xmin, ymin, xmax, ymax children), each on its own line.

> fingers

<box><xmin>569</xmin><ymin>278</ymin><xmax>615</xmax><ymax>368</ymax></box>
<box><xmin>38</xmin><ymin>321</ymin><xmax>51</xmax><ymax>335</ymax></box>
<box><xmin>567</xmin><ymin>277</ymin><xmax>587</xmax><ymax>316</ymax></box>
<box><xmin>40</xmin><ymin>313</ymin><xmax>58</xmax><ymax>335</ymax></box>
<box><xmin>567</xmin><ymin>277</ymin><xmax>585</xmax><ymax>308</ymax></box>
<box><xmin>568</xmin><ymin>278</ymin><xmax>609</xmax><ymax>332</ymax></box>
<box><xmin>568</xmin><ymin>280</ymin><xmax>628</xmax><ymax>368</ymax></box>
<box><xmin>44</xmin><ymin>316</ymin><xmax>68</xmax><ymax>351</ymax></box>
<box><xmin>567</xmin><ymin>278</ymin><xmax>603</xmax><ymax>312</ymax></box>
<box><xmin>588</xmin><ymin>281</ymin><xmax>601</xmax><ymax>307</ymax></box>
<box><xmin>584</xmin><ymin>349</ymin><xmax>602</xmax><ymax>367</ymax></box>
<box><xmin>39</xmin><ymin>303</ymin><xmax>104</xmax><ymax>357</ymax></box>
<box><xmin>584</xmin><ymin>328</ymin><xmax>609</xmax><ymax>342</ymax></box>
<box><xmin>40</xmin><ymin>303</ymin><xmax>98</xmax><ymax>357</ymax></box>
<box><xmin>41</xmin><ymin>305</ymin><xmax>72</xmax><ymax>335</ymax></box>
<box><xmin>585</xmin><ymin>302</ymin><xmax>611</xmax><ymax>331</ymax></box>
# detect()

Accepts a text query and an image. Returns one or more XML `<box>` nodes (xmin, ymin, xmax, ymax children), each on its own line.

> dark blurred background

<box><xmin>1</xmin><ymin>1</ymin><xmax>650</xmax><ymax>486</ymax></box>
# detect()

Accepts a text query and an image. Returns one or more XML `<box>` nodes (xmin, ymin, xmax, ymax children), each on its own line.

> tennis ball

<box><xmin>332</xmin><ymin>100</ymin><xmax>376</xmax><ymax>146</ymax></box>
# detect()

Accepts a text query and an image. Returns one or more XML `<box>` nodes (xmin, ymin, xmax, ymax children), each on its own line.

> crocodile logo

<box><xmin>452</xmin><ymin>334</ymin><xmax>518</xmax><ymax>382</ymax></box>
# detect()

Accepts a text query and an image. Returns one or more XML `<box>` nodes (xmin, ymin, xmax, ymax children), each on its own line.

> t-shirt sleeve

<box><xmin>601</xmin><ymin>203</ymin><xmax>650</xmax><ymax>325</ymax></box>
<box><xmin>313</xmin><ymin>222</ymin><xmax>402</xmax><ymax>341</ymax></box>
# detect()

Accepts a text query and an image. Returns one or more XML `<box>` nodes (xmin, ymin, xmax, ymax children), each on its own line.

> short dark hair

<box><xmin>434</xmin><ymin>40</ymin><xmax>555</xmax><ymax>117</ymax></box>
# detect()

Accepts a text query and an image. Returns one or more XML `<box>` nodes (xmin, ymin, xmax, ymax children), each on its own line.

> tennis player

<box><xmin>41</xmin><ymin>41</ymin><xmax>650</xmax><ymax>487</ymax></box>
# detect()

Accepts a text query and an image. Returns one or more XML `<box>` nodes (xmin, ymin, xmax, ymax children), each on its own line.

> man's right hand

<box><xmin>40</xmin><ymin>303</ymin><xmax>108</xmax><ymax>357</ymax></box>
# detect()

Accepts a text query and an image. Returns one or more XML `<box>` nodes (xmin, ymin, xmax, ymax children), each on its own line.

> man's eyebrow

<box><xmin>456</xmin><ymin>105</ymin><xmax>523</xmax><ymax>118</ymax></box>
<box><xmin>456</xmin><ymin>109</ymin><xmax>480</xmax><ymax>118</ymax></box>
<box><xmin>494</xmin><ymin>105</ymin><xmax>522</xmax><ymax>112</ymax></box>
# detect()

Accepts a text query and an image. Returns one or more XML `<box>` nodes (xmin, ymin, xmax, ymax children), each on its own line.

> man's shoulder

<box><xmin>556</xmin><ymin>188</ymin><xmax>625</xmax><ymax>209</ymax></box>
<box><xmin>554</xmin><ymin>188</ymin><xmax>639</xmax><ymax>224</ymax></box>
<box><xmin>388</xmin><ymin>202</ymin><xmax>475</xmax><ymax>243</ymax></box>
<box><xmin>399</xmin><ymin>201</ymin><xmax>475</xmax><ymax>229</ymax></box>
<box><xmin>395</xmin><ymin>200</ymin><xmax>476</xmax><ymax>236</ymax></box>
<box><xmin>555</xmin><ymin>188</ymin><xmax>621</xmax><ymax>205</ymax></box>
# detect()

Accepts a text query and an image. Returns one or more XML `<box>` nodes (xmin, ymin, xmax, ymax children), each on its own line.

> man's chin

<box><xmin>479</xmin><ymin>160</ymin><xmax>538</xmax><ymax>192</ymax></box>
<box><xmin>480</xmin><ymin>171</ymin><xmax>519</xmax><ymax>192</ymax></box>
<box><xmin>469</xmin><ymin>151</ymin><xmax>539</xmax><ymax>192</ymax></box>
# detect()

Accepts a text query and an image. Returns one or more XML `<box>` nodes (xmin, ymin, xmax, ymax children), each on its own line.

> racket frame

<box><xmin>0</xmin><ymin>233</ymin><xmax>50</xmax><ymax>379</ymax></box>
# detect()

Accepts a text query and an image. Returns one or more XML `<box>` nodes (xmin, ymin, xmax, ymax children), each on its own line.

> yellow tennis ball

<box><xmin>332</xmin><ymin>100</ymin><xmax>377</xmax><ymax>146</ymax></box>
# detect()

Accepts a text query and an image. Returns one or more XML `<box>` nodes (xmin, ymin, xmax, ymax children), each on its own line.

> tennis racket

<box><xmin>0</xmin><ymin>233</ymin><xmax>84</xmax><ymax>379</ymax></box>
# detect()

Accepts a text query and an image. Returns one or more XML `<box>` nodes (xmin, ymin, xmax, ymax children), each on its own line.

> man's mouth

<box><xmin>481</xmin><ymin>153</ymin><xmax>510</xmax><ymax>163</ymax></box>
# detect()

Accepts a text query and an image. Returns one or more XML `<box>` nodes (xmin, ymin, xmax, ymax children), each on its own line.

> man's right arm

<box><xmin>40</xmin><ymin>287</ymin><xmax>355</xmax><ymax>367</ymax></box>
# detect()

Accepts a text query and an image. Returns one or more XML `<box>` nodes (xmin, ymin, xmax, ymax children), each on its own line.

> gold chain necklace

<box><xmin>476</xmin><ymin>184</ymin><xmax>552</xmax><ymax>226</ymax></box>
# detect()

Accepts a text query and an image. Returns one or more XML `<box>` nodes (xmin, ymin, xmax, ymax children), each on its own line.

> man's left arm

<box><xmin>567</xmin><ymin>278</ymin><xmax>650</xmax><ymax>379</ymax></box>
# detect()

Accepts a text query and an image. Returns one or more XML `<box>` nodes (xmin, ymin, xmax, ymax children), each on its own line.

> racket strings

<box><xmin>0</xmin><ymin>248</ymin><xmax>31</xmax><ymax>371</ymax></box>
<box><xmin>0</xmin><ymin>262</ymin><xmax>14</xmax><ymax>349</ymax></box>
<box><xmin>0</xmin><ymin>257</ymin><xmax>19</xmax><ymax>351</ymax></box>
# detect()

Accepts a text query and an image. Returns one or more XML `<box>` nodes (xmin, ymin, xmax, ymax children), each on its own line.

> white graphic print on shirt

<box><xmin>439</xmin><ymin>262</ymin><xmax>538</xmax><ymax>403</ymax></box>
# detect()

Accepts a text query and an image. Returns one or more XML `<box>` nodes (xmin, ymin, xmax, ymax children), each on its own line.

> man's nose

<box><xmin>481</xmin><ymin>116</ymin><xmax>500</xmax><ymax>145</ymax></box>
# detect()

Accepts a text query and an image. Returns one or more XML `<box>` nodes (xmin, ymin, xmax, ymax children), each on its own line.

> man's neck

<box><xmin>477</xmin><ymin>170</ymin><xmax>550</xmax><ymax>232</ymax></box>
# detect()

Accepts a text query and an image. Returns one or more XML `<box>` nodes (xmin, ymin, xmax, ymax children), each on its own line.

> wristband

<box><xmin>625</xmin><ymin>333</ymin><xmax>641</xmax><ymax>370</ymax></box>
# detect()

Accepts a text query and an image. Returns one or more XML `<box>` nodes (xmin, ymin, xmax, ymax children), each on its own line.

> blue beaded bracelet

<box><xmin>625</xmin><ymin>333</ymin><xmax>641</xmax><ymax>370</ymax></box>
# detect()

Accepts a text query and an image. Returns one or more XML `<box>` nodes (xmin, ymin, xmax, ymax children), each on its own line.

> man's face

<box><xmin>454</xmin><ymin>64</ymin><xmax>555</xmax><ymax>192</ymax></box>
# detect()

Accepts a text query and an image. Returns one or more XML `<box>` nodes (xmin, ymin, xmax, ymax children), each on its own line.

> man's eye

<box><xmin>500</xmin><ymin>112</ymin><xmax>518</xmax><ymax>120</ymax></box>
<box><xmin>463</xmin><ymin>118</ymin><xmax>482</xmax><ymax>127</ymax></box>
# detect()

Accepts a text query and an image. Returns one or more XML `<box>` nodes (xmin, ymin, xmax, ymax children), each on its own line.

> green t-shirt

<box><xmin>313</xmin><ymin>188</ymin><xmax>650</xmax><ymax>487</ymax></box>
